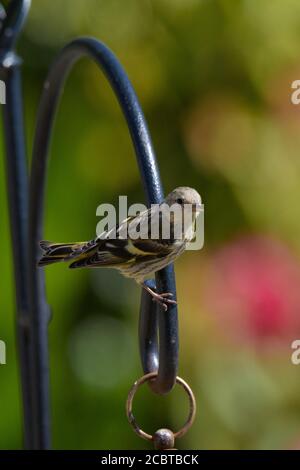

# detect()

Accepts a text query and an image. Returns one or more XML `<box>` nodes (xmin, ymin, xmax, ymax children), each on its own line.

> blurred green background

<box><xmin>1</xmin><ymin>0</ymin><xmax>300</xmax><ymax>450</ymax></box>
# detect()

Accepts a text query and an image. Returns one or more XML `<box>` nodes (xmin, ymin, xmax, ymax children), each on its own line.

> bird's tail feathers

<box><xmin>38</xmin><ymin>240</ymin><xmax>88</xmax><ymax>267</ymax></box>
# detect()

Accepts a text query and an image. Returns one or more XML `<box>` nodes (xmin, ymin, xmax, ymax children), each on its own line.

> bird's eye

<box><xmin>176</xmin><ymin>197</ymin><xmax>184</xmax><ymax>205</ymax></box>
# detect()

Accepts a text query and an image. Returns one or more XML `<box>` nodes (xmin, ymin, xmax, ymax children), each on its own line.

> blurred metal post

<box><xmin>0</xmin><ymin>0</ymin><xmax>33</xmax><ymax>449</ymax></box>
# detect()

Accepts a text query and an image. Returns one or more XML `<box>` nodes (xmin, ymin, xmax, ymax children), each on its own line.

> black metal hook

<box><xmin>28</xmin><ymin>37</ymin><xmax>179</xmax><ymax>448</ymax></box>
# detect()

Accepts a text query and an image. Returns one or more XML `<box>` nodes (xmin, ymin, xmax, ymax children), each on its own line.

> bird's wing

<box><xmin>69</xmin><ymin>237</ymin><xmax>133</xmax><ymax>269</ymax></box>
<box><xmin>69</xmin><ymin>209</ymin><xmax>175</xmax><ymax>269</ymax></box>
<box><xmin>118</xmin><ymin>209</ymin><xmax>175</xmax><ymax>255</ymax></box>
<box><xmin>127</xmin><ymin>208</ymin><xmax>177</xmax><ymax>255</ymax></box>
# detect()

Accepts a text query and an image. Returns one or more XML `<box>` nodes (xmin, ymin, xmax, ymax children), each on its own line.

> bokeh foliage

<box><xmin>1</xmin><ymin>0</ymin><xmax>300</xmax><ymax>449</ymax></box>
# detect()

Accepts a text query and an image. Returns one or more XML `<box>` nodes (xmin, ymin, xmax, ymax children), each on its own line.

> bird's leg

<box><xmin>141</xmin><ymin>283</ymin><xmax>177</xmax><ymax>311</ymax></box>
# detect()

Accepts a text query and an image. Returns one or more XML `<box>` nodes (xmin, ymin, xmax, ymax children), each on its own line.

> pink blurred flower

<box><xmin>206</xmin><ymin>235</ymin><xmax>300</xmax><ymax>345</ymax></box>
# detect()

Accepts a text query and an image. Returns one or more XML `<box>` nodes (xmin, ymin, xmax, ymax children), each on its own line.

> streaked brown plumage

<box><xmin>38</xmin><ymin>187</ymin><xmax>202</xmax><ymax>310</ymax></box>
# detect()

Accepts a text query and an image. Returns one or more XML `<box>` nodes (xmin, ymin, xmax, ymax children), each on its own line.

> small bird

<box><xmin>38</xmin><ymin>187</ymin><xmax>202</xmax><ymax>310</ymax></box>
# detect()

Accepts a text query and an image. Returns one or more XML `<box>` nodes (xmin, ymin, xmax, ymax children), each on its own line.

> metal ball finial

<box><xmin>153</xmin><ymin>429</ymin><xmax>175</xmax><ymax>450</ymax></box>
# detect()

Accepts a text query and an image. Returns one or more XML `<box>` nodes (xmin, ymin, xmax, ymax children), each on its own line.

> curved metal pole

<box><xmin>0</xmin><ymin>0</ymin><xmax>32</xmax><ymax>449</ymax></box>
<box><xmin>0</xmin><ymin>0</ymin><xmax>31</xmax><ymax>53</ymax></box>
<box><xmin>28</xmin><ymin>37</ymin><xmax>179</xmax><ymax>448</ymax></box>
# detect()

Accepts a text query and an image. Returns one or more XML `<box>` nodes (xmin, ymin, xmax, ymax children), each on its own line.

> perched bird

<box><xmin>38</xmin><ymin>187</ymin><xmax>202</xmax><ymax>310</ymax></box>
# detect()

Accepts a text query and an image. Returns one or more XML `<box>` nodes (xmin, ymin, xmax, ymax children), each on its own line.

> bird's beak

<box><xmin>192</xmin><ymin>203</ymin><xmax>202</xmax><ymax>213</ymax></box>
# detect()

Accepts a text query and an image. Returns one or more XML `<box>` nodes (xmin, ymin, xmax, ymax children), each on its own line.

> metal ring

<box><xmin>126</xmin><ymin>372</ymin><xmax>196</xmax><ymax>442</ymax></box>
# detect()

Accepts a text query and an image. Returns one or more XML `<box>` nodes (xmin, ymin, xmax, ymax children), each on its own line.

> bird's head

<box><xmin>163</xmin><ymin>187</ymin><xmax>202</xmax><ymax>241</ymax></box>
<box><xmin>165</xmin><ymin>187</ymin><xmax>202</xmax><ymax>218</ymax></box>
